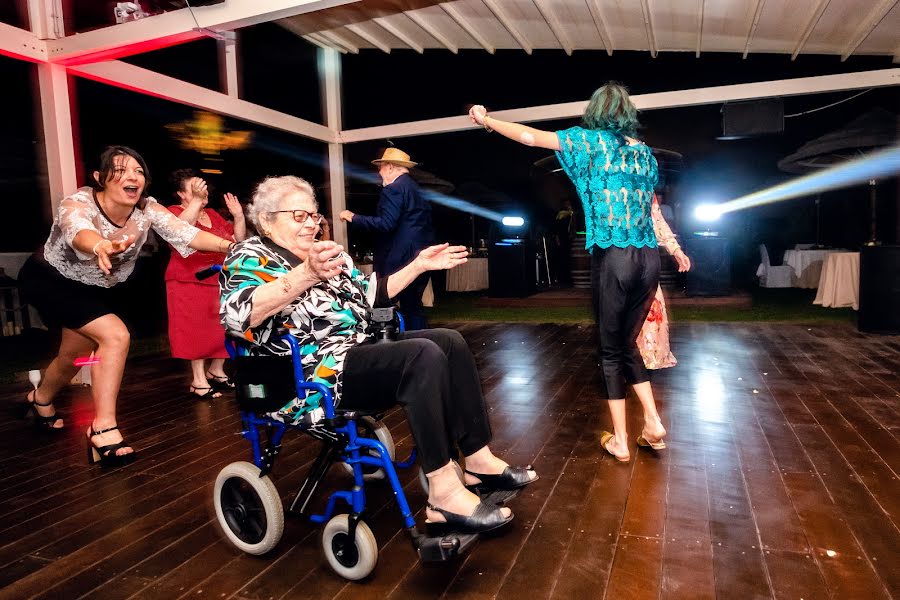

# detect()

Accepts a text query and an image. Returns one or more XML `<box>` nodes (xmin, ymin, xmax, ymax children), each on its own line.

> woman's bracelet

<box><xmin>483</xmin><ymin>115</ymin><xmax>493</xmax><ymax>133</ymax></box>
<box><xmin>92</xmin><ymin>239</ymin><xmax>107</xmax><ymax>256</ymax></box>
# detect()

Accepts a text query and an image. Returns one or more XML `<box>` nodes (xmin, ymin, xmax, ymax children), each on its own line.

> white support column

<box><xmin>217</xmin><ymin>31</ymin><xmax>240</xmax><ymax>98</ymax></box>
<box><xmin>35</xmin><ymin>62</ymin><xmax>78</xmax><ymax>215</ymax></box>
<box><xmin>319</xmin><ymin>48</ymin><xmax>346</xmax><ymax>247</ymax></box>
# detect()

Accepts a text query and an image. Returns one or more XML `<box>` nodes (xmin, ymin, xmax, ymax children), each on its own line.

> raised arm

<box><xmin>224</xmin><ymin>193</ymin><xmax>248</xmax><ymax>241</ymax></box>
<box><xmin>245</xmin><ymin>241</ymin><xmax>346</xmax><ymax>328</ymax></box>
<box><xmin>385</xmin><ymin>243</ymin><xmax>468</xmax><ymax>299</ymax></box>
<box><xmin>175</xmin><ymin>177</ymin><xmax>207</xmax><ymax>225</ymax></box>
<box><xmin>468</xmin><ymin>105</ymin><xmax>561</xmax><ymax>151</ymax></box>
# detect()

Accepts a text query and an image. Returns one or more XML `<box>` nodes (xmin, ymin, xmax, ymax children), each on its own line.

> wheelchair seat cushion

<box><xmin>233</xmin><ymin>355</ymin><xmax>298</xmax><ymax>413</ymax></box>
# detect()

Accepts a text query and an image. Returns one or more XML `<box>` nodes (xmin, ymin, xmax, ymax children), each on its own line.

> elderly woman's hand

<box><xmin>415</xmin><ymin>243</ymin><xmax>468</xmax><ymax>272</ymax></box>
<box><xmin>305</xmin><ymin>241</ymin><xmax>345</xmax><ymax>281</ymax></box>
<box><xmin>468</xmin><ymin>105</ymin><xmax>487</xmax><ymax>126</ymax></box>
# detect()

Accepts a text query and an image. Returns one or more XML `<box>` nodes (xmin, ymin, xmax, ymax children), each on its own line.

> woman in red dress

<box><xmin>165</xmin><ymin>170</ymin><xmax>247</xmax><ymax>398</ymax></box>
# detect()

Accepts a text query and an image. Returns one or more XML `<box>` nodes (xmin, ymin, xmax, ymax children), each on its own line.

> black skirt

<box><xmin>18</xmin><ymin>254</ymin><xmax>131</xmax><ymax>330</ymax></box>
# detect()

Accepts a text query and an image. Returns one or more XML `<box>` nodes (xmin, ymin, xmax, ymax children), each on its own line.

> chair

<box><xmin>757</xmin><ymin>244</ymin><xmax>793</xmax><ymax>288</ymax></box>
<box><xmin>210</xmin><ymin>314</ymin><xmax>478</xmax><ymax>581</ymax></box>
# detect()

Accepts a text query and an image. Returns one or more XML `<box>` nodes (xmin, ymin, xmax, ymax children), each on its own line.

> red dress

<box><xmin>165</xmin><ymin>206</ymin><xmax>233</xmax><ymax>359</ymax></box>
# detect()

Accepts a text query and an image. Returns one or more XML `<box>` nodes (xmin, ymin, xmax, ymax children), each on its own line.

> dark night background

<box><xmin>2</xmin><ymin>11</ymin><xmax>898</xmax><ymax>305</ymax></box>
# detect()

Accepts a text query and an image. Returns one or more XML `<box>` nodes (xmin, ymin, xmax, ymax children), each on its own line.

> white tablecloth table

<box><xmin>783</xmin><ymin>249</ymin><xmax>842</xmax><ymax>288</ymax></box>
<box><xmin>445</xmin><ymin>257</ymin><xmax>489</xmax><ymax>292</ymax></box>
<box><xmin>813</xmin><ymin>252</ymin><xmax>859</xmax><ymax>310</ymax></box>
<box><xmin>357</xmin><ymin>263</ymin><xmax>434</xmax><ymax>307</ymax></box>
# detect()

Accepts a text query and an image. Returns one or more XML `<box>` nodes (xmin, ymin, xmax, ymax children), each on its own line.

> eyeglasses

<box><xmin>269</xmin><ymin>209</ymin><xmax>323</xmax><ymax>224</ymax></box>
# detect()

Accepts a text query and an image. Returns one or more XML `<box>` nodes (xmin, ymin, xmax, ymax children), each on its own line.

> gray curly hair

<box><xmin>247</xmin><ymin>175</ymin><xmax>317</xmax><ymax>233</ymax></box>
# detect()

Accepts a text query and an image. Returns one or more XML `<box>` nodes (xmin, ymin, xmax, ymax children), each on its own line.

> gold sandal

<box><xmin>600</xmin><ymin>431</ymin><xmax>630</xmax><ymax>462</ymax></box>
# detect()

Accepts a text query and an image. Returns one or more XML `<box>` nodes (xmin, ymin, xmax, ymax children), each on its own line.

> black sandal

<box><xmin>205</xmin><ymin>372</ymin><xmax>234</xmax><ymax>391</ymax></box>
<box><xmin>16</xmin><ymin>390</ymin><xmax>64</xmax><ymax>431</ymax></box>
<box><xmin>464</xmin><ymin>465</ymin><xmax>539</xmax><ymax>494</ymax></box>
<box><xmin>425</xmin><ymin>501</ymin><xmax>514</xmax><ymax>536</ymax></box>
<box><xmin>86</xmin><ymin>425</ymin><xmax>135</xmax><ymax>467</ymax></box>
<box><xmin>190</xmin><ymin>385</ymin><xmax>222</xmax><ymax>399</ymax></box>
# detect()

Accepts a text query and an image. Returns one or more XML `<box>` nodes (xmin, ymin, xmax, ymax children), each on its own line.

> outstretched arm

<box><xmin>385</xmin><ymin>243</ymin><xmax>467</xmax><ymax>299</ymax></box>
<box><xmin>468</xmin><ymin>105</ymin><xmax>561</xmax><ymax>151</ymax></box>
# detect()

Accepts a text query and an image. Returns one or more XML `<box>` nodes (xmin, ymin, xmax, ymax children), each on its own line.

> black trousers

<box><xmin>591</xmin><ymin>246</ymin><xmax>660</xmax><ymax>399</ymax></box>
<box><xmin>394</xmin><ymin>272</ymin><xmax>430</xmax><ymax>330</ymax></box>
<box><xmin>342</xmin><ymin>328</ymin><xmax>492</xmax><ymax>473</ymax></box>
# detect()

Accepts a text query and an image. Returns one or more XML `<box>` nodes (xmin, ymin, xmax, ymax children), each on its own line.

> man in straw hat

<box><xmin>340</xmin><ymin>147</ymin><xmax>435</xmax><ymax>329</ymax></box>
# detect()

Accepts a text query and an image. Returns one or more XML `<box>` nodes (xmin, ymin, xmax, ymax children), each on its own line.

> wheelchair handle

<box><xmin>195</xmin><ymin>264</ymin><xmax>223</xmax><ymax>281</ymax></box>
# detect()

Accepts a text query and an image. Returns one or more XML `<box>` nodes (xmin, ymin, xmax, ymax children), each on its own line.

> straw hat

<box><xmin>371</xmin><ymin>147</ymin><xmax>418</xmax><ymax>168</ymax></box>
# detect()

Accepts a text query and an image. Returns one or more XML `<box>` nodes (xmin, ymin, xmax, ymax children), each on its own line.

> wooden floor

<box><xmin>1</xmin><ymin>322</ymin><xmax>898</xmax><ymax>599</ymax></box>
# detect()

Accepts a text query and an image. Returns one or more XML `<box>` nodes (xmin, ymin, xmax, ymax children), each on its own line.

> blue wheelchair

<box><xmin>210</xmin><ymin>307</ymin><xmax>478</xmax><ymax>581</ymax></box>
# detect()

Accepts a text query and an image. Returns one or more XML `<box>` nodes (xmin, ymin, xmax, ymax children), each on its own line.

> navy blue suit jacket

<box><xmin>352</xmin><ymin>174</ymin><xmax>435</xmax><ymax>276</ymax></box>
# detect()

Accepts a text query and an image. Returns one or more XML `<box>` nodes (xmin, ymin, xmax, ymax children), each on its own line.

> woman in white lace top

<box><xmin>18</xmin><ymin>146</ymin><xmax>233</xmax><ymax>467</ymax></box>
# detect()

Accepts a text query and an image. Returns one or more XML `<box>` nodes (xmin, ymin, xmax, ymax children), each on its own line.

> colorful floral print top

<box><xmin>219</xmin><ymin>236</ymin><xmax>390</xmax><ymax>424</ymax></box>
<box><xmin>555</xmin><ymin>126</ymin><xmax>659</xmax><ymax>250</ymax></box>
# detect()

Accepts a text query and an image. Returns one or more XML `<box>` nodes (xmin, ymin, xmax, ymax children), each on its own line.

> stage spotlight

<box><xmin>694</xmin><ymin>204</ymin><xmax>723</xmax><ymax>222</ymax></box>
<box><xmin>502</xmin><ymin>216</ymin><xmax>525</xmax><ymax>227</ymax></box>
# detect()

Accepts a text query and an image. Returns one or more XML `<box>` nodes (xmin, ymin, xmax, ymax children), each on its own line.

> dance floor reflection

<box><xmin>0</xmin><ymin>322</ymin><xmax>897</xmax><ymax>599</ymax></box>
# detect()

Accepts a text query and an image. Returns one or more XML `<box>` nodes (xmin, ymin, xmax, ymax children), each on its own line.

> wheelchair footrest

<box><xmin>415</xmin><ymin>531</ymin><xmax>479</xmax><ymax>562</ymax></box>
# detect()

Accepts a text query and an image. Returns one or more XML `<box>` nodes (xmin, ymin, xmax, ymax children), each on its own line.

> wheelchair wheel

<box><xmin>418</xmin><ymin>460</ymin><xmax>465</xmax><ymax>496</ymax></box>
<box><xmin>322</xmin><ymin>514</ymin><xmax>378</xmax><ymax>580</ymax></box>
<box><xmin>214</xmin><ymin>461</ymin><xmax>284</xmax><ymax>555</ymax></box>
<box><xmin>340</xmin><ymin>416</ymin><xmax>395</xmax><ymax>481</ymax></box>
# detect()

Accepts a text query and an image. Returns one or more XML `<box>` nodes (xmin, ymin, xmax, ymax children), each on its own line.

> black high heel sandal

<box><xmin>86</xmin><ymin>425</ymin><xmax>136</xmax><ymax>467</ymax></box>
<box><xmin>205</xmin><ymin>372</ymin><xmax>234</xmax><ymax>392</ymax></box>
<box><xmin>17</xmin><ymin>390</ymin><xmax>63</xmax><ymax>431</ymax></box>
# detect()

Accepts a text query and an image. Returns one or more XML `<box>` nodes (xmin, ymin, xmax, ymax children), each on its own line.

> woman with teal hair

<box><xmin>469</xmin><ymin>82</ymin><xmax>672</xmax><ymax>462</ymax></box>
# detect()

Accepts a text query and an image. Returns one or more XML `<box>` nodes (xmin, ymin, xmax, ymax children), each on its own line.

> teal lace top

<box><xmin>555</xmin><ymin>126</ymin><xmax>659</xmax><ymax>250</ymax></box>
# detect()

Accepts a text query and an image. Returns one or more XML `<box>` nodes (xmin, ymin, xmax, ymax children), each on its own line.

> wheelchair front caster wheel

<box><xmin>214</xmin><ymin>461</ymin><xmax>284</xmax><ymax>555</ymax></box>
<box><xmin>340</xmin><ymin>416</ymin><xmax>395</xmax><ymax>481</ymax></box>
<box><xmin>322</xmin><ymin>514</ymin><xmax>378</xmax><ymax>580</ymax></box>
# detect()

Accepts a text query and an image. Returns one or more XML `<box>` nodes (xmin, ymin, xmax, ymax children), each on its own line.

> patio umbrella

<box><xmin>778</xmin><ymin>107</ymin><xmax>898</xmax><ymax>244</ymax></box>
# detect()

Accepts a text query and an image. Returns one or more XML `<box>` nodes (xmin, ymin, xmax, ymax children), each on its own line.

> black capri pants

<box><xmin>341</xmin><ymin>328</ymin><xmax>492</xmax><ymax>473</ymax></box>
<box><xmin>591</xmin><ymin>245</ymin><xmax>660</xmax><ymax>399</ymax></box>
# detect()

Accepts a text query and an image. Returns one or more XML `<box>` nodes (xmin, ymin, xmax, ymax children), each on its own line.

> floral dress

<box><xmin>219</xmin><ymin>236</ymin><xmax>389</xmax><ymax>424</ymax></box>
<box><xmin>637</xmin><ymin>196</ymin><xmax>680</xmax><ymax>369</ymax></box>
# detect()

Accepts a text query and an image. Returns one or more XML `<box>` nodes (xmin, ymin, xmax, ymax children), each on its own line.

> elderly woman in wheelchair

<box><xmin>215</xmin><ymin>175</ymin><xmax>537</xmax><ymax>578</ymax></box>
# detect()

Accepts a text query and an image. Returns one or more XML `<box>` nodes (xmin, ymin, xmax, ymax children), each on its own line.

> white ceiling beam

<box><xmin>0</xmin><ymin>22</ymin><xmax>48</xmax><ymax>62</ymax></box>
<box><xmin>405</xmin><ymin>10</ymin><xmax>458</xmax><ymax>54</ymax></box>
<box><xmin>340</xmin><ymin>68</ymin><xmax>900</xmax><ymax>142</ymax></box>
<box><xmin>319</xmin><ymin>29</ymin><xmax>360</xmax><ymax>54</ymax></box>
<box><xmin>67</xmin><ymin>60</ymin><xmax>336</xmax><ymax>143</ymax></box>
<box><xmin>841</xmin><ymin>0</ymin><xmax>899</xmax><ymax>61</ymax></box>
<box><xmin>309</xmin><ymin>32</ymin><xmax>348</xmax><ymax>53</ymax></box>
<box><xmin>742</xmin><ymin>0</ymin><xmax>767</xmax><ymax>59</ymax></box>
<box><xmin>46</xmin><ymin>0</ymin><xmax>361</xmax><ymax>65</ymax></box>
<box><xmin>372</xmin><ymin>16</ymin><xmax>424</xmax><ymax>53</ymax></box>
<box><xmin>301</xmin><ymin>33</ymin><xmax>333</xmax><ymax>51</ymax></box>
<box><xmin>483</xmin><ymin>0</ymin><xmax>533</xmax><ymax>54</ymax></box>
<box><xmin>586</xmin><ymin>0</ymin><xmax>613</xmax><ymax>55</ymax></box>
<box><xmin>533</xmin><ymin>0</ymin><xmax>573</xmax><ymax>55</ymax></box>
<box><xmin>441</xmin><ymin>3</ymin><xmax>495</xmax><ymax>54</ymax></box>
<box><xmin>638</xmin><ymin>0</ymin><xmax>658</xmax><ymax>57</ymax></box>
<box><xmin>696</xmin><ymin>0</ymin><xmax>704</xmax><ymax>57</ymax></box>
<box><xmin>791</xmin><ymin>0</ymin><xmax>830</xmax><ymax>60</ymax></box>
<box><xmin>345</xmin><ymin>23</ymin><xmax>392</xmax><ymax>53</ymax></box>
